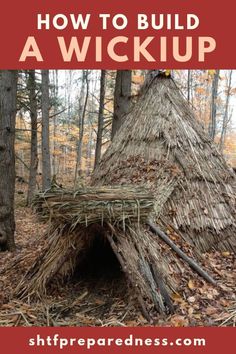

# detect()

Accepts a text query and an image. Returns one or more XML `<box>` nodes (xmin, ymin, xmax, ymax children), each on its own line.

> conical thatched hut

<box><xmin>92</xmin><ymin>75</ymin><xmax>236</xmax><ymax>253</ymax></box>
<box><xmin>14</xmin><ymin>74</ymin><xmax>236</xmax><ymax>321</ymax></box>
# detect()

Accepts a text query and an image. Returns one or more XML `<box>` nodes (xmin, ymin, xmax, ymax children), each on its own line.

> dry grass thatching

<box><xmin>15</xmin><ymin>220</ymin><xmax>177</xmax><ymax>318</ymax></box>
<box><xmin>92</xmin><ymin>75</ymin><xmax>236</xmax><ymax>253</ymax></box>
<box><xmin>15</xmin><ymin>186</ymin><xmax>186</xmax><ymax>319</ymax></box>
<box><xmin>2</xmin><ymin>206</ymin><xmax>235</xmax><ymax>327</ymax></box>
<box><xmin>32</xmin><ymin>186</ymin><xmax>154</xmax><ymax>228</ymax></box>
<box><xmin>15</xmin><ymin>185</ymin><xmax>221</xmax><ymax>321</ymax></box>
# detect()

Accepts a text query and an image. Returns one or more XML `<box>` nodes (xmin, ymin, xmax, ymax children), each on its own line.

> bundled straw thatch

<box><xmin>15</xmin><ymin>226</ymin><xmax>89</xmax><ymax>298</ymax></box>
<box><xmin>16</xmin><ymin>185</ymin><xmax>217</xmax><ymax>320</ymax></box>
<box><xmin>32</xmin><ymin>186</ymin><xmax>154</xmax><ymax>228</ymax></box>
<box><xmin>15</xmin><ymin>219</ymin><xmax>175</xmax><ymax>317</ymax></box>
<box><xmin>92</xmin><ymin>75</ymin><xmax>236</xmax><ymax>253</ymax></box>
<box><xmin>16</xmin><ymin>186</ymin><xmax>178</xmax><ymax>317</ymax></box>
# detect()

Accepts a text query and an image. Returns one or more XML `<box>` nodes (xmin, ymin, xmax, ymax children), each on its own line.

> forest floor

<box><xmin>0</xmin><ymin>191</ymin><xmax>235</xmax><ymax>327</ymax></box>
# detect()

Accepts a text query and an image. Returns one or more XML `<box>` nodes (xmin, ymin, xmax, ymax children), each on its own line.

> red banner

<box><xmin>0</xmin><ymin>0</ymin><xmax>235</xmax><ymax>68</ymax></box>
<box><xmin>0</xmin><ymin>327</ymin><xmax>235</xmax><ymax>354</ymax></box>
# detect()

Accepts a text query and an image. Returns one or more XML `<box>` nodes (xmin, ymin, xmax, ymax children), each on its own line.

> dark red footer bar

<box><xmin>0</xmin><ymin>327</ymin><xmax>235</xmax><ymax>354</ymax></box>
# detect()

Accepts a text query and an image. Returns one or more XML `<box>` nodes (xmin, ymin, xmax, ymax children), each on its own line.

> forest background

<box><xmin>15</xmin><ymin>70</ymin><xmax>236</xmax><ymax>200</ymax></box>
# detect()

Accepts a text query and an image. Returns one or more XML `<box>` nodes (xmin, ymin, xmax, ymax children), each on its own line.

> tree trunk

<box><xmin>94</xmin><ymin>70</ymin><xmax>106</xmax><ymax>168</ymax></box>
<box><xmin>86</xmin><ymin>119</ymin><xmax>93</xmax><ymax>176</ymax></box>
<box><xmin>111</xmin><ymin>70</ymin><xmax>131</xmax><ymax>140</ymax></box>
<box><xmin>27</xmin><ymin>70</ymin><xmax>38</xmax><ymax>205</ymax></box>
<box><xmin>0</xmin><ymin>70</ymin><xmax>17</xmax><ymax>251</ymax></box>
<box><xmin>52</xmin><ymin>70</ymin><xmax>59</xmax><ymax>176</ymax></box>
<box><xmin>74</xmin><ymin>70</ymin><xmax>89</xmax><ymax>185</ymax></box>
<box><xmin>219</xmin><ymin>70</ymin><xmax>233</xmax><ymax>151</ymax></box>
<box><xmin>208</xmin><ymin>70</ymin><xmax>220</xmax><ymax>140</ymax></box>
<box><xmin>41</xmin><ymin>70</ymin><xmax>51</xmax><ymax>190</ymax></box>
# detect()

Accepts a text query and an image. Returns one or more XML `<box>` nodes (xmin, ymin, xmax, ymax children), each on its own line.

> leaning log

<box><xmin>147</xmin><ymin>220</ymin><xmax>217</xmax><ymax>285</ymax></box>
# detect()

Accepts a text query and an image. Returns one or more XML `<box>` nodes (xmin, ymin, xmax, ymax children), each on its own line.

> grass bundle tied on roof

<box><xmin>32</xmin><ymin>186</ymin><xmax>155</xmax><ymax>229</ymax></box>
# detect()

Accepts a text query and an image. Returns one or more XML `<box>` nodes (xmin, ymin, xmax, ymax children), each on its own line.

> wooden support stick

<box><xmin>147</xmin><ymin>220</ymin><xmax>217</xmax><ymax>286</ymax></box>
<box><xmin>106</xmin><ymin>233</ymin><xmax>151</xmax><ymax>322</ymax></box>
<box><xmin>149</xmin><ymin>262</ymin><xmax>174</xmax><ymax>314</ymax></box>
